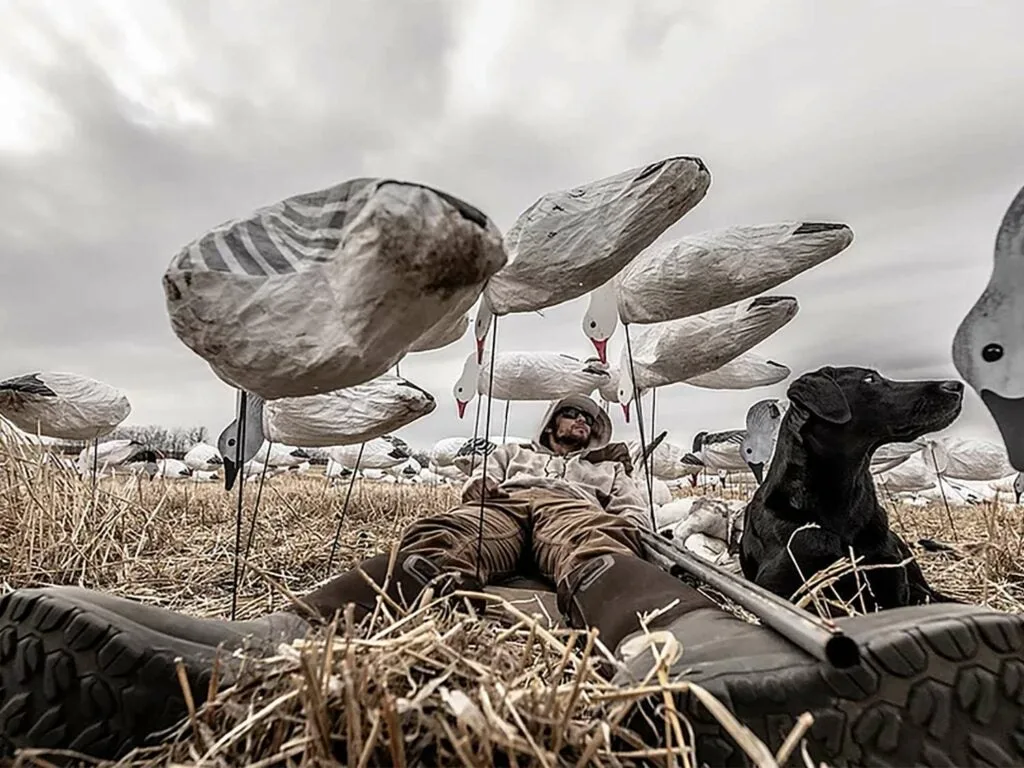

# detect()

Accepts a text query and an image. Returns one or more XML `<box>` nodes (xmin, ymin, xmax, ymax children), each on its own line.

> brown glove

<box><xmin>462</xmin><ymin>476</ymin><xmax>508</xmax><ymax>503</ymax></box>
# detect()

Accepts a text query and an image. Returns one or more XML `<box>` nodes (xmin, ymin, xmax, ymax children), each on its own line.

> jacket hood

<box><xmin>534</xmin><ymin>394</ymin><xmax>612</xmax><ymax>453</ymax></box>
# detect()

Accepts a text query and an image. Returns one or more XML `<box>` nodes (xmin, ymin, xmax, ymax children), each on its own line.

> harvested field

<box><xmin>1</xmin><ymin>432</ymin><xmax>1022</xmax><ymax>767</ymax></box>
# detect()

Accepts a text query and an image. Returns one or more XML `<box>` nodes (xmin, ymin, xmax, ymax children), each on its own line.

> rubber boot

<box><xmin>0</xmin><ymin>585</ymin><xmax>311</xmax><ymax>763</ymax></box>
<box><xmin>0</xmin><ymin>552</ymin><xmax>484</xmax><ymax>763</ymax></box>
<box><xmin>557</xmin><ymin>553</ymin><xmax>719</xmax><ymax>652</ymax></box>
<box><xmin>297</xmin><ymin>551</ymin><xmax>486</xmax><ymax>625</ymax></box>
<box><xmin>612</xmin><ymin>595</ymin><xmax>1024</xmax><ymax>767</ymax></box>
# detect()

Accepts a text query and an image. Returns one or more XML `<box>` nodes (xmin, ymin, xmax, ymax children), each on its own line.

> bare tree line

<box><xmin>51</xmin><ymin>425</ymin><xmax>210</xmax><ymax>458</ymax></box>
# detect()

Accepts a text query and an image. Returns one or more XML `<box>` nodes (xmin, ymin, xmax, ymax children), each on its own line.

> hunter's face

<box><xmin>554</xmin><ymin>407</ymin><xmax>592</xmax><ymax>444</ymax></box>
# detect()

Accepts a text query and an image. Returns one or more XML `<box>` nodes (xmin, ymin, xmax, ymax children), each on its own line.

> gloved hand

<box><xmin>462</xmin><ymin>476</ymin><xmax>509</xmax><ymax>503</ymax></box>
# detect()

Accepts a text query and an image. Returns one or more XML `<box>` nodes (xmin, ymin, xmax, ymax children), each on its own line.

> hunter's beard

<box><xmin>552</xmin><ymin>428</ymin><xmax>588</xmax><ymax>451</ymax></box>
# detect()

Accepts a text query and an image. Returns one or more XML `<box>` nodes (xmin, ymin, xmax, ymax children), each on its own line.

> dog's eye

<box><xmin>863</xmin><ymin>374</ymin><xmax>876</xmax><ymax>384</ymax></box>
<box><xmin>982</xmin><ymin>343</ymin><xmax>1004</xmax><ymax>363</ymax></box>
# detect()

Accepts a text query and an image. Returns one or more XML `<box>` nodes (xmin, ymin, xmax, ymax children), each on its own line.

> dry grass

<box><xmin>1</xmin><ymin>426</ymin><xmax>1022</xmax><ymax>767</ymax></box>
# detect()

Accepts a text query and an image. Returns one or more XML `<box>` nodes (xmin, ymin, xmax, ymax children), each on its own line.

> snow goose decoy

<box><xmin>474</xmin><ymin>157</ymin><xmax>711</xmax><ymax>361</ymax></box>
<box><xmin>686</xmin><ymin>353</ymin><xmax>791</xmax><ymax>391</ymax></box>
<box><xmin>615</xmin><ymin>222</ymin><xmax>853</xmax><ymax>326</ymax></box>
<box><xmin>616</xmin><ymin>295</ymin><xmax>799</xmax><ymax>421</ymax></box>
<box><xmin>409</xmin><ymin>313</ymin><xmax>469</xmax><ymax>354</ymax></box>
<box><xmin>0</xmin><ymin>372</ymin><xmax>131</xmax><ymax>441</ymax></box>
<box><xmin>952</xmin><ymin>184</ymin><xmax>1024</xmax><ymax>468</ymax></box>
<box><xmin>216</xmin><ymin>374</ymin><xmax>435</xmax><ymax>488</ymax></box>
<box><xmin>692</xmin><ymin>429</ymin><xmax>751</xmax><ymax>474</ymax></box>
<box><xmin>581</xmin><ymin>222</ymin><xmax>852</xmax><ymax>363</ymax></box>
<box><xmin>262</xmin><ymin>375</ymin><xmax>436</xmax><ymax>447</ymax></box>
<box><xmin>329</xmin><ymin>435</ymin><xmax>411</xmax><ymax>472</ymax></box>
<box><xmin>933</xmin><ymin>435</ymin><xmax>1013</xmax><ymax>482</ymax></box>
<box><xmin>741</xmin><ymin>398</ymin><xmax>787</xmax><ymax>483</ymax></box>
<box><xmin>76</xmin><ymin>439</ymin><xmax>157</xmax><ymax>477</ymax></box>
<box><xmin>153</xmin><ymin>458</ymin><xmax>192</xmax><ymax>479</ymax></box>
<box><xmin>453</xmin><ymin>351</ymin><xmax>611</xmax><ymax>418</ymax></box>
<box><xmin>183</xmin><ymin>442</ymin><xmax>223</xmax><ymax>472</ymax></box>
<box><xmin>163</xmin><ymin>178</ymin><xmax>507</xmax><ymax>400</ymax></box>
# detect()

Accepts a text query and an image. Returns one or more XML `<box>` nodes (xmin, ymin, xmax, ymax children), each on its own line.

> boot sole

<box><xmin>0</xmin><ymin>588</ymin><xmax>233</xmax><ymax>762</ymax></box>
<box><xmin>652</xmin><ymin>608</ymin><xmax>1024</xmax><ymax>767</ymax></box>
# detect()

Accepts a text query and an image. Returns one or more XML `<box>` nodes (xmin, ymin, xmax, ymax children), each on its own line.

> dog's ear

<box><xmin>787</xmin><ymin>370</ymin><xmax>852</xmax><ymax>424</ymax></box>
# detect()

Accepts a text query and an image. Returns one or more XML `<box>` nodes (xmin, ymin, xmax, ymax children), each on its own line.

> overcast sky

<box><xmin>2</xmin><ymin>0</ymin><xmax>1023</xmax><ymax>454</ymax></box>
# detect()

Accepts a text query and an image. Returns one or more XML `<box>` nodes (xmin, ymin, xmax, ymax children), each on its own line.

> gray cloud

<box><xmin>1</xmin><ymin>0</ymin><xmax>1023</xmax><ymax>456</ymax></box>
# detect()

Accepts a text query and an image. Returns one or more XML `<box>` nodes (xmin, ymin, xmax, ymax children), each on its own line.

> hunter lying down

<box><xmin>1</xmin><ymin>393</ymin><xmax>1022</xmax><ymax>766</ymax></box>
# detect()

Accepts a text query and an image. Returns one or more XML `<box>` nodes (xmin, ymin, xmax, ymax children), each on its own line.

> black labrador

<box><xmin>739</xmin><ymin>365</ymin><xmax>964</xmax><ymax>614</ymax></box>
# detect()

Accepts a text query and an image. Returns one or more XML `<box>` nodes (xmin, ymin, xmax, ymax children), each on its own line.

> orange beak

<box><xmin>621</xmin><ymin>402</ymin><xmax>630</xmax><ymax>423</ymax></box>
<box><xmin>475</xmin><ymin>336</ymin><xmax>485</xmax><ymax>364</ymax></box>
<box><xmin>457</xmin><ymin>400</ymin><xmax>468</xmax><ymax>419</ymax></box>
<box><xmin>591</xmin><ymin>338</ymin><xmax>608</xmax><ymax>365</ymax></box>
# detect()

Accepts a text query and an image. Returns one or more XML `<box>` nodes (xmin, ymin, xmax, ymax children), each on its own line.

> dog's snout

<box><xmin>940</xmin><ymin>381</ymin><xmax>965</xmax><ymax>395</ymax></box>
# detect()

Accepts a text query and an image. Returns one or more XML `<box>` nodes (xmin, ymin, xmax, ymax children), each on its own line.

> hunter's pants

<box><xmin>398</xmin><ymin>488</ymin><xmax>645</xmax><ymax>588</ymax></box>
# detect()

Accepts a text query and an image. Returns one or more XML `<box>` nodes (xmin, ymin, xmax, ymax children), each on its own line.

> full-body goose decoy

<box><xmin>581</xmin><ymin>221</ymin><xmax>852</xmax><ymax>363</ymax></box>
<box><xmin>452</xmin><ymin>351</ymin><xmax>611</xmax><ymax>418</ymax></box>
<box><xmin>933</xmin><ymin>436</ymin><xmax>1014</xmax><ymax>482</ymax></box>
<box><xmin>329</xmin><ymin>435</ymin><xmax>411</xmax><ymax>471</ymax></box>
<box><xmin>262</xmin><ymin>375</ymin><xmax>436</xmax><ymax>447</ymax></box>
<box><xmin>473</xmin><ymin>157</ymin><xmax>711</xmax><ymax>361</ymax></box>
<box><xmin>685</xmin><ymin>352</ymin><xmax>791</xmax><ymax>391</ymax></box>
<box><xmin>183</xmin><ymin>443</ymin><xmax>223</xmax><ymax>472</ymax></box>
<box><xmin>409</xmin><ymin>313</ymin><xmax>469</xmax><ymax>354</ymax></box>
<box><xmin>616</xmin><ymin>295</ymin><xmax>799</xmax><ymax>421</ymax></box>
<box><xmin>163</xmin><ymin>178</ymin><xmax>508</xmax><ymax>400</ymax></box>
<box><xmin>0</xmin><ymin>372</ymin><xmax>131</xmax><ymax>441</ymax></box>
<box><xmin>692</xmin><ymin>429</ymin><xmax>750</xmax><ymax>474</ymax></box>
<box><xmin>953</xmin><ymin>184</ymin><xmax>1024</xmax><ymax>469</ymax></box>
<box><xmin>216</xmin><ymin>374</ymin><xmax>435</xmax><ymax>488</ymax></box>
<box><xmin>76</xmin><ymin>439</ymin><xmax>157</xmax><ymax>477</ymax></box>
<box><xmin>740</xmin><ymin>398</ymin><xmax>788</xmax><ymax>483</ymax></box>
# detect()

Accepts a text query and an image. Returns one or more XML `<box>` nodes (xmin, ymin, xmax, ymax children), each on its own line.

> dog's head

<box><xmin>784</xmin><ymin>366</ymin><xmax>964</xmax><ymax>454</ymax></box>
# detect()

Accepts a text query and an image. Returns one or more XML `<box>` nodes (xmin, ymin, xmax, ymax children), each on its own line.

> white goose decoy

<box><xmin>933</xmin><ymin>436</ymin><xmax>1014</xmax><ymax>482</ymax></box>
<box><xmin>183</xmin><ymin>442</ymin><xmax>223</xmax><ymax>472</ymax></box>
<box><xmin>192</xmin><ymin>469</ymin><xmax>220</xmax><ymax>483</ymax></box>
<box><xmin>216</xmin><ymin>374</ymin><xmax>435</xmax><ymax>488</ymax></box>
<box><xmin>429</xmin><ymin>436</ymin><xmax>474</xmax><ymax>468</ymax></box>
<box><xmin>626</xmin><ymin>437</ymin><xmax>698</xmax><ymax>481</ymax></box>
<box><xmin>452</xmin><ymin>351</ymin><xmax>611</xmax><ymax>418</ymax></box>
<box><xmin>685</xmin><ymin>353</ymin><xmax>791</xmax><ymax>391</ymax></box>
<box><xmin>740</xmin><ymin>398</ymin><xmax>788</xmax><ymax>483</ymax></box>
<box><xmin>391</xmin><ymin>457</ymin><xmax>423</xmax><ymax>481</ymax></box>
<box><xmin>474</xmin><ymin>157</ymin><xmax>711</xmax><ymax>361</ymax></box>
<box><xmin>692</xmin><ymin>430</ymin><xmax>750</xmax><ymax>474</ymax></box>
<box><xmin>0</xmin><ymin>372</ymin><xmax>131</xmax><ymax>441</ymax></box>
<box><xmin>163</xmin><ymin>178</ymin><xmax>508</xmax><ymax>400</ymax></box>
<box><xmin>952</xmin><ymin>184</ymin><xmax>1024</xmax><ymax>468</ymax></box>
<box><xmin>262</xmin><ymin>375</ymin><xmax>436</xmax><ymax>447</ymax></box>
<box><xmin>153</xmin><ymin>458</ymin><xmax>192</xmax><ymax>479</ymax></box>
<box><xmin>329</xmin><ymin>435</ymin><xmax>411</xmax><ymax>471</ymax></box>
<box><xmin>581</xmin><ymin>280</ymin><xmax>620</xmax><ymax>365</ymax></box>
<box><xmin>870</xmin><ymin>439</ymin><xmax>935</xmax><ymax>475</ymax></box>
<box><xmin>409</xmin><ymin>313</ymin><xmax>469</xmax><ymax>354</ymax></box>
<box><xmin>581</xmin><ymin>223</ymin><xmax>852</xmax><ymax>362</ymax></box>
<box><xmin>325</xmin><ymin>459</ymin><xmax>355</xmax><ymax>480</ymax></box>
<box><xmin>615</xmin><ymin>222</ymin><xmax>853</xmax><ymax>326</ymax></box>
<box><xmin>617</xmin><ymin>295</ymin><xmax>799</xmax><ymax>421</ymax></box>
<box><xmin>76</xmin><ymin>439</ymin><xmax>157</xmax><ymax>477</ymax></box>
<box><xmin>252</xmin><ymin>442</ymin><xmax>311</xmax><ymax>469</ymax></box>
<box><xmin>875</xmin><ymin>452</ymin><xmax>941</xmax><ymax>494</ymax></box>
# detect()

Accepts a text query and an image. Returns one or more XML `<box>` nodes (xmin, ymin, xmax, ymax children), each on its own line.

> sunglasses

<box><xmin>557</xmin><ymin>406</ymin><xmax>594</xmax><ymax>426</ymax></box>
